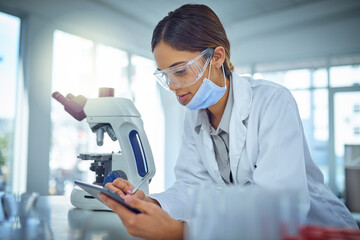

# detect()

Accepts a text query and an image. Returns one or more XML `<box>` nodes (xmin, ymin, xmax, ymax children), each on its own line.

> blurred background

<box><xmin>0</xmin><ymin>0</ymin><xmax>359</xmax><ymax>206</ymax></box>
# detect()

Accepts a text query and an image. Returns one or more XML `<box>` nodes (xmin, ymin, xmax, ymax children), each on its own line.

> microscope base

<box><xmin>70</xmin><ymin>186</ymin><xmax>110</xmax><ymax>211</ymax></box>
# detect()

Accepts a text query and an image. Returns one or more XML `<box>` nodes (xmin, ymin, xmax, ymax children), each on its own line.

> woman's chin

<box><xmin>178</xmin><ymin>99</ymin><xmax>187</xmax><ymax>106</ymax></box>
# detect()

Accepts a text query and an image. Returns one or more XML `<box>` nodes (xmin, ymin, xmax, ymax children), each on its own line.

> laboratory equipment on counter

<box><xmin>283</xmin><ymin>225</ymin><xmax>360</xmax><ymax>240</ymax></box>
<box><xmin>52</xmin><ymin>88</ymin><xmax>156</xmax><ymax>210</ymax></box>
<box><xmin>0</xmin><ymin>192</ymin><xmax>53</xmax><ymax>240</ymax></box>
<box><xmin>344</xmin><ymin>144</ymin><xmax>360</xmax><ymax>213</ymax></box>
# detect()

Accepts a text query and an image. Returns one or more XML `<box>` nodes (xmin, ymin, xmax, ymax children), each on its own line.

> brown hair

<box><xmin>151</xmin><ymin>4</ymin><xmax>234</xmax><ymax>79</ymax></box>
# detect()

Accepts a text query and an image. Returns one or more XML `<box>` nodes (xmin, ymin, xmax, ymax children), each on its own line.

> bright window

<box><xmin>334</xmin><ymin>92</ymin><xmax>360</xmax><ymax>193</ymax></box>
<box><xmin>313</xmin><ymin>89</ymin><xmax>328</xmax><ymax>141</ymax></box>
<box><xmin>254</xmin><ymin>69</ymin><xmax>311</xmax><ymax>90</ymax></box>
<box><xmin>95</xmin><ymin>44</ymin><xmax>130</xmax><ymax>97</ymax></box>
<box><xmin>0</xmin><ymin>12</ymin><xmax>21</xmax><ymax>191</ymax></box>
<box><xmin>330</xmin><ymin>65</ymin><xmax>360</xmax><ymax>87</ymax></box>
<box><xmin>313</xmin><ymin>68</ymin><xmax>328</xmax><ymax>88</ymax></box>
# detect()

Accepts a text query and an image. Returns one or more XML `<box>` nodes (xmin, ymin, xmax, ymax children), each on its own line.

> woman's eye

<box><xmin>174</xmin><ymin>69</ymin><xmax>186</xmax><ymax>76</ymax></box>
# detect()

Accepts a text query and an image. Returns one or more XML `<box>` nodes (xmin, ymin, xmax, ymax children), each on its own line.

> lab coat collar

<box><xmin>231</xmin><ymin>74</ymin><xmax>252</xmax><ymax>122</ymax></box>
<box><xmin>192</xmin><ymin>73</ymin><xmax>252</xmax><ymax>130</ymax></box>
<box><xmin>191</xmin><ymin>73</ymin><xmax>253</xmax><ymax>184</ymax></box>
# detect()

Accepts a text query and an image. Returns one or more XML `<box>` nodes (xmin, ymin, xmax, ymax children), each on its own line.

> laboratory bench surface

<box><xmin>39</xmin><ymin>196</ymin><xmax>360</xmax><ymax>239</ymax></box>
<box><xmin>38</xmin><ymin>195</ymin><xmax>141</xmax><ymax>240</ymax></box>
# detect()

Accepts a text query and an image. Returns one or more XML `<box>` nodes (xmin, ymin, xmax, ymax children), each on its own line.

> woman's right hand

<box><xmin>104</xmin><ymin>178</ymin><xmax>159</xmax><ymax>206</ymax></box>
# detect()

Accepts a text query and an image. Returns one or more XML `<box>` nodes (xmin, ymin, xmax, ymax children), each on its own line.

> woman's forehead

<box><xmin>153</xmin><ymin>42</ymin><xmax>199</xmax><ymax>70</ymax></box>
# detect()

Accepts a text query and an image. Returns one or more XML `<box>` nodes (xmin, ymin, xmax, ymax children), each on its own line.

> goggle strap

<box><xmin>208</xmin><ymin>60</ymin><xmax>212</xmax><ymax>80</ymax></box>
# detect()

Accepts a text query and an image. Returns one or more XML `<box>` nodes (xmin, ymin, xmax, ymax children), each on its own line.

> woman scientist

<box><xmin>99</xmin><ymin>4</ymin><xmax>358</xmax><ymax>239</ymax></box>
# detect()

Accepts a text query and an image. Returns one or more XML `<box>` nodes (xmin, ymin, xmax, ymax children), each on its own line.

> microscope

<box><xmin>52</xmin><ymin>88</ymin><xmax>156</xmax><ymax>210</ymax></box>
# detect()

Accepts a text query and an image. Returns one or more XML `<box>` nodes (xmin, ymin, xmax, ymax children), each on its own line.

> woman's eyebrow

<box><xmin>157</xmin><ymin>61</ymin><xmax>187</xmax><ymax>71</ymax></box>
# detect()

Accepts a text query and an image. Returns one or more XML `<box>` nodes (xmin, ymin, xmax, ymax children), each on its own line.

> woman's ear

<box><xmin>212</xmin><ymin>46</ymin><xmax>226</xmax><ymax>70</ymax></box>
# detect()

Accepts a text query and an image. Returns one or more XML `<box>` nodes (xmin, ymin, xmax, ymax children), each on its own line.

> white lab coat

<box><xmin>151</xmin><ymin>74</ymin><xmax>358</xmax><ymax>228</ymax></box>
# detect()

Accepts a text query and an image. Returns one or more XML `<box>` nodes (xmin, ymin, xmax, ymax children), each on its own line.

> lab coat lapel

<box><xmin>229</xmin><ymin>75</ymin><xmax>252</xmax><ymax>183</ymax></box>
<box><xmin>196</xmin><ymin>125</ymin><xmax>224</xmax><ymax>184</ymax></box>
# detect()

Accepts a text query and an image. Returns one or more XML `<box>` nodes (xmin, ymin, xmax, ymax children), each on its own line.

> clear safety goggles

<box><xmin>154</xmin><ymin>48</ymin><xmax>214</xmax><ymax>90</ymax></box>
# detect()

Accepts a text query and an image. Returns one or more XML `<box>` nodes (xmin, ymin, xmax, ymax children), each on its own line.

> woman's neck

<box><xmin>207</xmin><ymin>76</ymin><xmax>230</xmax><ymax>130</ymax></box>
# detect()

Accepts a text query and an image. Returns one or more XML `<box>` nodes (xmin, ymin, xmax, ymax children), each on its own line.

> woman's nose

<box><xmin>168</xmin><ymin>82</ymin><xmax>179</xmax><ymax>91</ymax></box>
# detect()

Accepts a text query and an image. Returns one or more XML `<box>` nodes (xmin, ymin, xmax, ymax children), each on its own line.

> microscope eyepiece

<box><xmin>52</xmin><ymin>91</ymin><xmax>87</xmax><ymax>121</ymax></box>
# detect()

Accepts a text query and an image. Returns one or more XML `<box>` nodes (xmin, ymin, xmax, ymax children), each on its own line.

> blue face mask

<box><xmin>186</xmin><ymin>62</ymin><xmax>227</xmax><ymax>110</ymax></box>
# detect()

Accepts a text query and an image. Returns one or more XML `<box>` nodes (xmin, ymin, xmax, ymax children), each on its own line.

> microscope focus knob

<box><xmin>99</xmin><ymin>88</ymin><xmax>114</xmax><ymax>97</ymax></box>
<box><xmin>95</xmin><ymin>166</ymin><xmax>105</xmax><ymax>175</ymax></box>
<box><xmin>89</xmin><ymin>163</ymin><xmax>96</xmax><ymax>172</ymax></box>
<box><xmin>103</xmin><ymin>170</ymin><xmax>128</xmax><ymax>186</ymax></box>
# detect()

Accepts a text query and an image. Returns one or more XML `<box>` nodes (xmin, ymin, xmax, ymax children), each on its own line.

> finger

<box><xmin>112</xmin><ymin>178</ymin><xmax>134</xmax><ymax>193</ymax></box>
<box><xmin>99</xmin><ymin>194</ymin><xmax>148</xmax><ymax>238</ymax></box>
<box><xmin>98</xmin><ymin>193</ymin><xmax>118</xmax><ymax>211</ymax></box>
<box><xmin>112</xmin><ymin>178</ymin><xmax>132</xmax><ymax>188</ymax></box>
<box><xmin>124</xmin><ymin>195</ymin><xmax>153</xmax><ymax>214</ymax></box>
<box><xmin>105</xmin><ymin>183</ymin><xmax>126</xmax><ymax>198</ymax></box>
<box><xmin>132</xmin><ymin>190</ymin><xmax>146</xmax><ymax>200</ymax></box>
<box><xmin>98</xmin><ymin>193</ymin><xmax>135</xmax><ymax>219</ymax></box>
<box><xmin>66</xmin><ymin>93</ymin><xmax>75</xmax><ymax>100</ymax></box>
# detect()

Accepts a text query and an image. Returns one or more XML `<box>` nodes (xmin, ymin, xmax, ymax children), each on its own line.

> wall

<box><xmin>228</xmin><ymin>0</ymin><xmax>360</xmax><ymax>66</ymax></box>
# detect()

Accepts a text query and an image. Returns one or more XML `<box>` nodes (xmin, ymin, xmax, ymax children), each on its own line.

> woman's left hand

<box><xmin>98</xmin><ymin>193</ymin><xmax>184</xmax><ymax>240</ymax></box>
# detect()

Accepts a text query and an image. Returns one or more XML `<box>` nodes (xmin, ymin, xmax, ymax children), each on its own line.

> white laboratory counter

<box><xmin>38</xmin><ymin>195</ymin><xmax>141</xmax><ymax>240</ymax></box>
<box><xmin>36</xmin><ymin>196</ymin><xmax>359</xmax><ymax>240</ymax></box>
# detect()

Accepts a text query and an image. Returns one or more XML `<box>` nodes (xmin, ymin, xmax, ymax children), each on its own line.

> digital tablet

<box><xmin>74</xmin><ymin>180</ymin><xmax>141</xmax><ymax>214</ymax></box>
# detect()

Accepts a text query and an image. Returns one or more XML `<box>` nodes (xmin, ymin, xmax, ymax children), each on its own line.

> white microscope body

<box><xmin>52</xmin><ymin>89</ymin><xmax>156</xmax><ymax>210</ymax></box>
